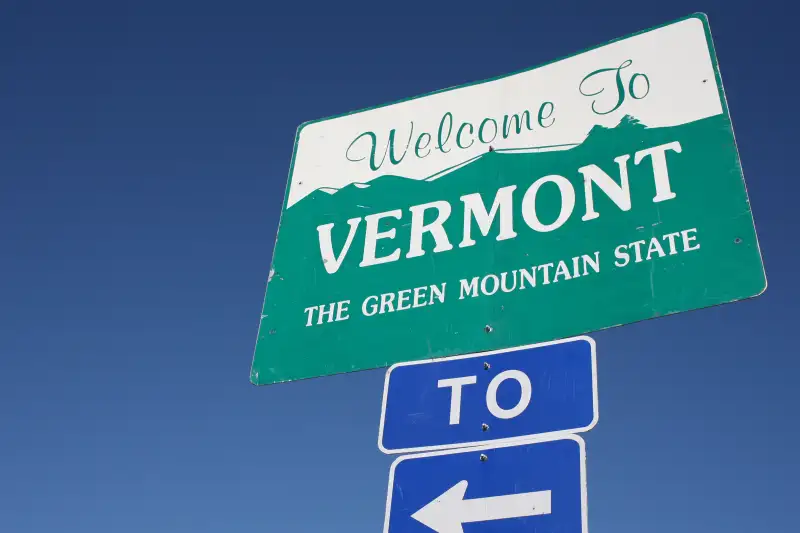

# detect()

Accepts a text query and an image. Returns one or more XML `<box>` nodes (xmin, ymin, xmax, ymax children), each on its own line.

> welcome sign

<box><xmin>251</xmin><ymin>14</ymin><xmax>766</xmax><ymax>385</ymax></box>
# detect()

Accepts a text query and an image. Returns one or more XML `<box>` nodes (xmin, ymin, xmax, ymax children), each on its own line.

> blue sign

<box><xmin>378</xmin><ymin>337</ymin><xmax>597</xmax><ymax>454</ymax></box>
<box><xmin>383</xmin><ymin>436</ymin><xmax>587</xmax><ymax>533</ymax></box>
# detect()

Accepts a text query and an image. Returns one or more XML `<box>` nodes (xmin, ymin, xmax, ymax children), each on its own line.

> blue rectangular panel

<box><xmin>383</xmin><ymin>437</ymin><xmax>587</xmax><ymax>533</ymax></box>
<box><xmin>379</xmin><ymin>336</ymin><xmax>597</xmax><ymax>454</ymax></box>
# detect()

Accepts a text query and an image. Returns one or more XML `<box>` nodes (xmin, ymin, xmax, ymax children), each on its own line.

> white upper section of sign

<box><xmin>287</xmin><ymin>17</ymin><xmax>721</xmax><ymax>208</ymax></box>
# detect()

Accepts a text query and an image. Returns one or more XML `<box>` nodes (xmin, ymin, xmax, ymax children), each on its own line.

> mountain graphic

<box><xmin>301</xmin><ymin>175</ymin><xmax>431</xmax><ymax>212</ymax></box>
<box><xmin>297</xmin><ymin>114</ymin><xmax>653</xmax><ymax>212</ymax></box>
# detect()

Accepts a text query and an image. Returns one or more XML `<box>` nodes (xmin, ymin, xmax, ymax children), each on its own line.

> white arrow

<box><xmin>411</xmin><ymin>480</ymin><xmax>552</xmax><ymax>533</ymax></box>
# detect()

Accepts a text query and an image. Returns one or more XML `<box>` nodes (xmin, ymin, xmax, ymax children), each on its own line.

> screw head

<box><xmin>479</xmin><ymin>454</ymin><xmax>488</xmax><ymax>462</ymax></box>
<box><xmin>481</xmin><ymin>423</ymin><xmax>489</xmax><ymax>432</ymax></box>
<box><xmin>483</xmin><ymin>362</ymin><xmax>490</xmax><ymax>370</ymax></box>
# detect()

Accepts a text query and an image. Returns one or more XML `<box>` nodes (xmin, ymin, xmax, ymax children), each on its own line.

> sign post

<box><xmin>252</xmin><ymin>13</ymin><xmax>765</xmax><ymax>385</ymax></box>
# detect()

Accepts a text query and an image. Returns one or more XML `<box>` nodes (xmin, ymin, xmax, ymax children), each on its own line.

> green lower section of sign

<box><xmin>252</xmin><ymin>113</ymin><xmax>765</xmax><ymax>385</ymax></box>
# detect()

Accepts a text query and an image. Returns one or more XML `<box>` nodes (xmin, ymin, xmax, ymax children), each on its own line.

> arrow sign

<box><xmin>412</xmin><ymin>480</ymin><xmax>551</xmax><ymax>533</ymax></box>
<box><xmin>383</xmin><ymin>437</ymin><xmax>587</xmax><ymax>533</ymax></box>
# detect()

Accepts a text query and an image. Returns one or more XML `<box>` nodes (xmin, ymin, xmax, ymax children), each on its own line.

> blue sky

<box><xmin>1</xmin><ymin>1</ymin><xmax>797</xmax><ymax>532</ymax></box>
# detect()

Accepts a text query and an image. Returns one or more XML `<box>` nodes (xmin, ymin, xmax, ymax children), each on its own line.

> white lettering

<box><xmin>646</xmin><ymin>237</ymin><xmax>666</xmax><ymax>260</ymax></box>
<box><xmin>397</xmin><ymin>289</ymin><xmax>412</xmax><ymax>311</ymax></box>
<box><xmin>500</xmin><ymin>271</ymin><xmax>517</xmax><ymax>292</ymax></box>
<box><xmin>664</xmin><ymin>232</ymin><xmax>681</xmax><ymax>255</ymax></box>
<box><xmin>614</xmin><ymin>244</ymin><xmax>630</xmax><ymax>267</ymax></box>
<box><xmin>681</xmin><ymin>228</ymin><xmax>700</xmax><ymax>251</ymax></box>
<box><xmin>486</xmin><ymin>370</ymin><xmax>532</xmax><ymax>420</ymax></box>
<box><xmin>413</xmin><ymin>286</ymin><xmax>427</xmax><ymax>308</ymax></box>
<box><xmin>362</xmin><ymin>295</ymin><xmax>378</xmax><ymax>316</ymax></box>
<box><xmin>481</xmin><ymin>274</ymin><xmax>500</xmax><ymax>296</ymax></box>
<box><xmin>582</xmin><ymin>252</ymin><xmax>600</xmax><ymax>275</ymax></box>
<box><xmin>460</xmin><ymin>277</ymin><xmax>479</xmax><ymax>299</ymax></box>
<box><xmin>630</xmin><ymin>239</ymin><xmax>646</xmax><ymax>263</ymax></box>
<box><xmin>438</xmin><ymin>376</ymin><xmax>478</xmax><ymax>425</ymax></box>
<box><xmin>406</xmin><ymin>201</ymin><xmax>453</xmax><ymax>259</ymax></box>
<box><xmin>521</xmin><ymin>175</ymin><xmax>576</xmax><ymax>232</ymax></box>
<box><xmin>317</xmin><ymin>218</ymin><xmax>361</xmax><ymax>274</ymax></box>
<box><xmin>634</xmin><ymin>141</ymin><xmax>682</xmax><ymax>203</ymax></box>
<box><xmin>317</xmin><ymin>302</ymin><xmax>336</xmax><ymax>324</ymax></box>
<box><xmin>554</xmin><ymin>260</ymin><xmax>572</xmax><ymax>282</ymax></box>
<box><xmin>430</xmin><ymin>283</ymin><xmax>446</xmax><ymax>304</ymax></box>
<box><xmin>520</xmin><ymin>268</ymin><xmax>536</xmax><ymax>289</ymax></box>
<box><xmin>360</xmin><ymin>210</ymin><xmax>402</xmax><ymax>267</ymax></box>
<box><xmin>538</xmin><ymin>263</ymin><xmax>554</xmax><ymax>284</ymax></box>
<box><xmin>580</xmin><ymin>154</ymin><xmax>632</xmax><ymax>221</ymax></box>
<box><xmin>335</xmin><ymin>300</ymin><xmax>350</xmax><ymax>321</ymax></box>
<box><xmin>459</xmin><ymin>186</ymin><xmax>517</xmax><ymax>248</ymax></box>
<box><xmin>303</xmin><ymin>305</ymin><xmax>317</xmax><ymax>327</ymax></box>
<box><xmin>379</xmin><ymin>292</ymin><xmax>395</xmax><ymax>314</ymax></box>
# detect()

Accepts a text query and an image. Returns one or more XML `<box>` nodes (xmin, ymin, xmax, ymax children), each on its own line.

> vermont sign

<box><xmin>251</xmin><ymin>14</ymin><xmax>766</xmax><ymax>385</ymax></box>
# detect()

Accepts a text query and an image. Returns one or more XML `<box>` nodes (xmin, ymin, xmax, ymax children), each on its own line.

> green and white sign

<box><xmin>252</xmin><ymin>14</ymin><xmax>766</xmax><ymax>385</ymax></box>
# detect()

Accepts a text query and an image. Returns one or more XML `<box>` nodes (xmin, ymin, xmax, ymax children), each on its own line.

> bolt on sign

<box><xmin>251</xmin><ymin>13</ymin><xmax>766</xmax><ymax>385</ymax></box>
